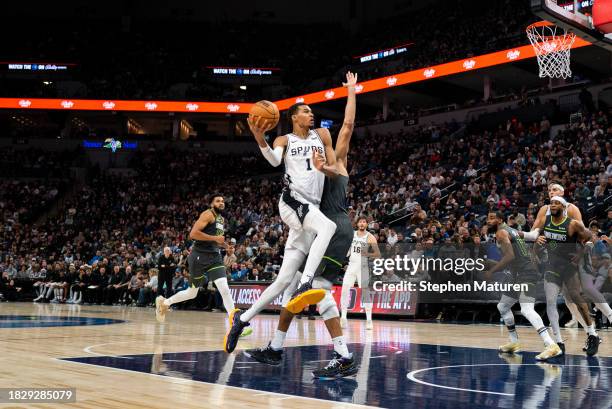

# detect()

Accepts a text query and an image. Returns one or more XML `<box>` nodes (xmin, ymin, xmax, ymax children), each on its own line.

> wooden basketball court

<box><xmin>1</xmin><ymin>302</ymin><xmax>610</xmax><ymax>408</ymax></box>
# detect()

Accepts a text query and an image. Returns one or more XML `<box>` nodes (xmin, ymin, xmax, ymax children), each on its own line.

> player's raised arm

<box><xmin>248</xmin><ymin>116</ymin><xmax>286</xmax><ymax>167</ymax></box>
<box><xmin>335</xmin><ymin>71</ymin><xmax>357</xmax><ymax>167</ymax></box>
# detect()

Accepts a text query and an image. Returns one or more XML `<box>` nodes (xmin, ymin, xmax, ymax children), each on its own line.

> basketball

<box><xmin>249</xmin><ymin>100</ymin><xmax>279</xmax><ymax>129</ymax></box>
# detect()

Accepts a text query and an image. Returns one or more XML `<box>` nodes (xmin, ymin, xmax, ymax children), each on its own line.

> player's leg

<box><xmin>224</xmin><ymin>245</ymin><xmax>306</xmax><ymax>353</ymax></box>
<box><xmin>497</xmin><ymin>293</ymin><xmax>521</xmax><ymax>353</ymax></box>
<box><xmin>516</xmin><ymin>283</ymin><xmax>560</xmax><ymax>360</ymax></box>
<box><xmin>357</xmin><ymin>264</ymin><xmax>373</xmax><ymax>329</ymax></box>
<box><xmin>544</xmin><ymin>273</ymin><xmax>564</xmax><ymax>349</ymax></box>
<box><xmin>564</xmin><ymin>272</ymin><xmax>600</xmax><ymax>356</ymax></box>
<box><xmin>311</xmin><ymin>277</ymin><xmax>357</xmax><ymax>379</ymax></box>
<box><xmin>580</xmin><ymin>272</ymin><xmax>612</xmax><ymax>323</ymax></box>
<box><xmin>244</xmin><ymin>272</ymin><xmax>301</xmax><ymax>364</ymax></box>
<box><xmin>277</xmin><ymin>195</ymin><xmax>336</xmax><ymax>311</ymax></box>
<box><xmin>155</xmin><ymin>252</ymin><xmax>203</xmax><ymax>322</ymax></box>
<box><xmin>340</xmin><ymin>266</ymin><xmax>358</xmax><ymax>328</ymax></box>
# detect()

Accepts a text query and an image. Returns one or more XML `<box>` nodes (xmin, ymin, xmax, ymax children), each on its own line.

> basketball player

<box><xmin>156</xmin><ymin>195</ymin><xmax>251</xmax><ymax>337</ymax></box>
<box><xmin>223</xmin><ymin>79</ymin><xmax>343</xmax><ymax>353</ymax></box>
<box><xmin>485</xmin><ymin>210</ymin><xmax>561</xmax><ymax>360</ymax></box>
<box><xmin>340</xmin><ymin>217</ymin><xmax>381</xmax><ymax>330</ymax></box>
<box><xmin>536</xmin><ymin>196</ymin><xmax>599</xmax><ymax>356</ymax></box>
<box><xmin>522</xmin><ymin>183</ymin><xmax>609</xmax><ymax>350</ymax></box>
<box><xmin>243</xmin><ymin>72</ymin><xmax>361</xmax><ymax>378</ymax></box>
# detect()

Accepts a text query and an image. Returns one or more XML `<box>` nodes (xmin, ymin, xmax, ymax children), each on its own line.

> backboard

<box><xmin>531</xmin><ymin>0</ymin><xmax>612</xmax><ymax>50</ymax></box>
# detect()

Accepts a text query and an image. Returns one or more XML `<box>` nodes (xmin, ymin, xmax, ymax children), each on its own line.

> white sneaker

<box><xmin>155</xmin><ymin>296</ymin><xmax>169</xmax><ymax>323</ymax></box>
<box><xmin>564</xmin><ymin>319</ymin><xmax>578</xmax><ymax>328</ymax></box>
<box><xmin>365</xmin><ymin>320</ymin><xmax>373</xmax><ymax>330</ymax></box>
<box><xmin>340</xmin><ymin>316</ymin><xmax>348</xmax><ymax>329</ymax></box>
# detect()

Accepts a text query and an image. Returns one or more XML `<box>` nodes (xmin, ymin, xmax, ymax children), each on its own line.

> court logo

<box><xmin>145</xmin><ymin>102</ymin><xmax>158</xmax><ymax>111</ymax></box>
<box><xmin>423</xmin><ymin>69</ymin><xmax>435</xmax><ymax>78</ymax></box>
<box><xmin>103</xmin><ymin>101</ymin><xmax>116</xmax><ymax>109</ymax></box>
<box><xmin>355</xmin><ymin>84</ymin><xmax>364</xmax><ymax>93</ymax></box>
<box><xmin>324</xmin><ymin>90</ymin><xmax>335</xmax><ymax>99</ymax></box>
<box><xmin>227</xmin><ymin>104</ymin><xmax>240</xmax><ymax>112</ymax></box>
<box><xmin>18</xmin><ymin>99</ymin><xmax>32</xmax><ymax>108</ymax></box>
<box><xmin>386</xmin><ymin>76</ymin><xmax>398</xmax><ymax>86</ymax></box>
<box><xmin>186</xmin><ymin>103</ymin><xmax>199</xmax><ymax>111</ymax></box>
<box><xmin>506</xmin><ymin>50</ymin><xmax>521</xmax><ymax>60</ymax></box>
<box><xmin>61</xmin><ymin>100</ymin><xmax>74</xmax><ymax>108</ymax></box>
<box><xmin>463</xmin><ymin>60</ymin><xmax>476</xmax><ymax>70</ymax></box>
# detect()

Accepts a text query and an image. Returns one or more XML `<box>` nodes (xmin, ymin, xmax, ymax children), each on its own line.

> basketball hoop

<box><xmin>526</xmin><ymin>21</ymin><xmax>576</xmax><ymax>79</ymax></box>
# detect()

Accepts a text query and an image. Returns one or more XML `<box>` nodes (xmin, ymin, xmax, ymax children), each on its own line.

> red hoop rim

<box><xmin>527</xmin><ymin>21</ymin><xmax>555</xmax><ymax>29</ymax></box>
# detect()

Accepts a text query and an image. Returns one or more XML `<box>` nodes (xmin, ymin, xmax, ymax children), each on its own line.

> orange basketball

<box><xmin>249</xmin><ymin>100</ymin><xmax>279</xmax><ymax>130</ymax></box>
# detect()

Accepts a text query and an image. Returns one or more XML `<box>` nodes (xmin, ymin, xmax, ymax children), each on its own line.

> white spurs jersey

<box><xmin>283</xmin><ymin>130</ymin><xmax>326</xmax><ymax>205</ymax></box>
<box><xmin>349</xmin><ymin>230</ymin><xmax>371</xmax><ymax>265</ymax></box>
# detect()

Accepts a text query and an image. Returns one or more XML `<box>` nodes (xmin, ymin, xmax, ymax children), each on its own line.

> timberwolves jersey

<box><xmin>193</xmin><ymin>209</ymin><xmax>224</xmax><ymax>253</ymax></box>
<box><xmin>283</xmin><ymin>130</ymin><xmax>326</xmax><ymax>205</ymax></box>
<box><xmin>542</xmin><ymin>215</ymin><xmax>576</xmax><ymax>267</ymax></box>
<box><xmin>497</xmin><ymin>224</ymin><xmax>534</xmax><ymax>272</ymax></box>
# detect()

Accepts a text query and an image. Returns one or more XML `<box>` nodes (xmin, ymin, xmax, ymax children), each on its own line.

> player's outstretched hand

<box><xmin>342</xmin><ymin>71</ymin><xmax>358</xmax><ymax>88</ymax></box>
<box><xmin>312</xmin><ymin>150</ymin><xmax>326</xmax><ymax>171</ymax></box>
<box><xmin>247</xmin><ymin>116</ymin><xmax>272</xmax><ymax>137</ymax></box>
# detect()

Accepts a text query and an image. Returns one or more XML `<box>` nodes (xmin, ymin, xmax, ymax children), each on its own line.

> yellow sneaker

<box><xmin>498</xmin><ymin>341</ymin><xmax>521</xmax><ymax>354</ymax></box>
<box><xmin>285</xmin><ymin>283</ymin><xmax>325</xmax><ymax>314</ymax></box>
<box><xmin>535</xmin><ymin>343</ymin><xmax>562</xmax><ymax>361</ymax></box>
<box><xmin>155</xmin><ymin>296</ymin><xmax>169</xmax><ymax>323</ymax></box>
<box><xmin>240</xmin><ymin>327</ymin><xmax>253</xmax><ymax>338</ymax></box>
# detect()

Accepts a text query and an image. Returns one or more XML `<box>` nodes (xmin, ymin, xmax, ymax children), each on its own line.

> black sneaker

<box><xmin>312</xmin><ymin>352</ymin><xmax>358</xmax><ymax>380</ymax></box>
<box><xmin>223</xmin><ymin>309</ymin><xmax>250</xmax><ymax>353</ymax></box>
<box><xmin>583</xmin><ymin>336</ymin><xmax>603</xmax><ymax>352</ymax></box>
<box><xmin>286</xmin><ymin>282</ymin><xmax>325</xmax><ymax>314</ymax></box>
<box><xmin>244</xmin><ymin>343</ymin><xmax>283</xmax><ymax>365</ymax></box>
<box><xmin>557</xmin><ymin>342</ymin><xmax>565</xmax><ymax>355</ymax></box>
<box><xmin>585</xmin><ymin>335</ymin><xmax>600</xmax><ymax>356</ymax></box>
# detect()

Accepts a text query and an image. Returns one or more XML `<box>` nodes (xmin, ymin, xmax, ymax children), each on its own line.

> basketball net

<box><xmin>526</xmin><ymin>21</ymin><xmax>576</xmax><ymax>79</ymax></box>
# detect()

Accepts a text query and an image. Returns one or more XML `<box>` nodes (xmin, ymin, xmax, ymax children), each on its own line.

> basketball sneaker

<box><xmin>240</xmin><ymin>327</ymin><xmax>253</xmax><ymax>338</ymax></box>
<box><xmin>155</xmin><ymin>296</ymin><xmax>169</xmax><ymax>323</ymax></box>
<box><xmin>498</xmin><ymin>341</ymin><xmax>521</xmax><ymax>354</ymax></box>
<box><xmin>582</xmin><ymin>336</ymin><xmax>602</xmax><ymax>351</ymax></box>
<box><xmin>312</xmin><ymin>352</ymin><xmax>358</xmax><ymax>380</ymax></box>
<box><xmin>224</xmin><ymin>309</ymin><xmax>249</xmax><ymax>353</ymax></box>
<box><xmin>585</xmin><ymin>335</ymin><xmax>600</xmax><ymax>356</ymax></box>
<box><xmin>286</xmin><ymin>282</ymin><xmax>325</xmax><ymax>314</ymax></box>
<box><xmin>557</xmin><ymin>342</ymin><xmax>565</xmax><ymax>355</ymax></box>
<box><xmin>244</xmin><ymin>343</ymin><xmax>283</xmax><ymax>365</ymax></box>
<box><xmin>564</xmin><ymin>319</ymin><xmax>578</xmax><ymax>328</ymax></box>
<box><xmin>535</xmin><ymin>343</ymin><xmax>562</xmax><ymax>361</ymax></box>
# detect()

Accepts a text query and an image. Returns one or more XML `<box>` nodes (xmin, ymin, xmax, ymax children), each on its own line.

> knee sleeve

<box><xmin>303</xmin><ymin>207</ymin><xmax>337</xmax><ymax>237</ymax></box>
<box><xmin>497</xmin><ymin>301</ymin><xmax>511</xmax><ymax>316</ymax></box>
<box><xmin>318</xmin><ymin>291</ymin><xmax>339</xmax><ymax>320</ymax></box>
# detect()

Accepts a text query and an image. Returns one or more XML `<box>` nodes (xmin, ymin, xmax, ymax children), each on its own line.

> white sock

<box><xmin>241</xmin><ymin>249</ymin><xmax>304</xmax><ymax>322</ymax></box>
<box><xmin>214</xmin><ymin>277</ymin><xmax>235</xmax><ymax>316</ymax></box>
<box><xmin>341</xmin><ymin>309</ymin><xmax>347</xmax><ymax>320</ymax></box>
<box><xmin>520</xmin><ymin>302</ymin><xmax>552</xmax><ymax>346</ymax></box>
<box><xmin>164</xmin><ymin>287</ymin><xmax>198</xmax><ymax>306</ymax></box>
<box><xmin>586</xmin><ymin>323</ymin><xmax>598</xmax><ymax>336</ymax></box>
<box><xmin>595</xmin><ymin>302</ymin><xmax>612</xmax><ymax>322</ymax></box>
<box><xmin>332</xmin><ymin>336</ymin><xmax>350</xmax><ymax>358</ymax></box>
<box><xmin>365</xmin><ymin>305</ymin><xmax>373</xmax><ymax>322</ymax></box>
<box><xmin>537</xmin><ymin>327</ymin><xmax>555</xmax><ymax>347</ymax></box>
<box><xmin>270</xmin><ymin>330</ymin><xmax>286</xmax><ymax>350</ymax></box>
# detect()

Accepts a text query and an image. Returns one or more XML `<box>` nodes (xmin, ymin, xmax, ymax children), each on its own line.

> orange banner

<box><xmin>0</xmin><ymin>39</ymin><xmax>590</xmax><ymax>114</ymax></box>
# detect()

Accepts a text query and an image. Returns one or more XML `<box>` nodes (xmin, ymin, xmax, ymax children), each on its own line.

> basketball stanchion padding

<box><xmin>593</xmin><ymin>0</ymin><xmax>612</xmax><ymax>33</ymax></box>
